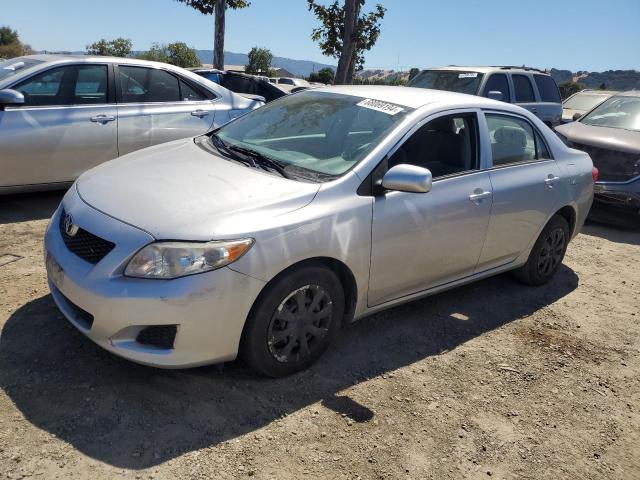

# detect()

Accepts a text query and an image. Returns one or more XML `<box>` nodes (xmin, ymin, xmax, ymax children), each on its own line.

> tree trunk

<box><xmin>346</xmin><ymin>52</ymin><xmax>357</xmax><ymax>84</ymax></box>
<box><xmin>213</xmin><ymin>0</ymin><xmax>226</xmax><ymax>70</ymax></box>
<box><xmin>334</xmin><ymin>0</ymin><xmax>360</xmax><ymax>85</ymax></box>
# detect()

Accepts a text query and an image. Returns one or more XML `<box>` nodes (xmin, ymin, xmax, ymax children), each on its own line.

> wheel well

<box><xmin>251</xmin><ymin>257</ymin><xmax>358</xmax><ymax>325</ymax></box>
<box><xmin>555</xmin><ymin>205</ymin><xmax>577</xmax><ymax>236</ymax></box>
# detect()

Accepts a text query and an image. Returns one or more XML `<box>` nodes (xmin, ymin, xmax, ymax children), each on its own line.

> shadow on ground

<box><xmin>0</xmin><ymin>266</ymin><xmax>578</xmax><ymax>469</ymax></box>
<box><xmin>0</xmin><ymin>191</ymin><xmax>65</xmax><ymax>224</ymax></box>
<box><xmin>581</xmin><ymin>222</ymin><xmax>640</xmax><ymax>246</ymax></box>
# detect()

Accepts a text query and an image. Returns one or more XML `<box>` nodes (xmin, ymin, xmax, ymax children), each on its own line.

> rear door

<box><xmin>511</xmin><ymin>74</ymin><xmax>540</xmax><ymax>118</ymax></box>
<box><xmin>533</xmin><ymin>74</ymin><xmax>562</xmax><ymax>125</ymax></box>
<box><xmin>0</xmin><ymin>63</ymin><xmax>117</xmax><ymax>187</ymax></box>
<box><xmin>116</xmin><ymin>65</ymin><xmax>218</xmax><ymax>155</ymax></box>
<box><xmin>476</xmin><ymin>111</ymin><xmax>562</xmax><ymax>271</ymax></box>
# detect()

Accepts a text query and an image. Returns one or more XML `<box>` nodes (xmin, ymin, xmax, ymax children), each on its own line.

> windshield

<box><xmin>408</xmin><ymin>70</ymin><xmax>484</xmax><ymax>95</ymax></box>
<box><xmin>580</xmin><ymin>96</ymin><xmax>640</xmax><ymax>131</ymax></box>
<box><xmin>564</xmin><ymin>93</ymin><xmax>610</xmax><ymax>111</ymax></box>
<box><xmin>214</xmin><ymin>91</ymin><xmax>412</xmax><ymax>179</ymax></box>
<box><xmin>0</xmin><ymin>57</ymin><xmax>44</xmax><ymax>82</ymax></box>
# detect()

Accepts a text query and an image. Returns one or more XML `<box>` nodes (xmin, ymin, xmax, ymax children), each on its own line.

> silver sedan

<box><xmin>0</xmin><ymin>54</ymin><xmax>263</xmax><ymax>193</ymax></box>
<box><xmin>44</xmin><ymin>86</ymin><xmax>595</xmax><ymax>376</ymax></box>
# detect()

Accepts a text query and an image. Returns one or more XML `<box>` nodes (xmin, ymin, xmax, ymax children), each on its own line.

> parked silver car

<box><xmin>408</xmin><ymin>66</ymin><xmax>563</xmax><ymax>126</ymax></box>
<box><xmin>0</xmin><ymin>55</ymin><xmax>263</xmax><ymax>193</ymax></box>
<box><xmin>44</xmin><ymin>86</ymin><xmax>594</xmax><ymax>376</ymax></box>
<box><xmin>561</xmin><ymin>89</ymin><xmax>616</xmax><ymax>123</ymax></box>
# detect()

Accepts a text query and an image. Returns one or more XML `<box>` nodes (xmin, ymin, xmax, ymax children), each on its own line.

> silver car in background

<box><xmin>0</xmin><ymin>55</ymin><xmax>263</xmax><ymax>193</ymax></box>
<box><xmin>44</xmin><ymin>86</ymin><xmax>595</xmax><ymax>377</ymax></box>
<box><xmin>561</xmin><ymin>89</ymin><xmax>616</xmax><ymax>123</ymax></box>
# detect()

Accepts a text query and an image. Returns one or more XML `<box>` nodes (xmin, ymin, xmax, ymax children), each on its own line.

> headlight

<box><xmin>124</xmin><ymin>239</ymin><xmax>254</xmax><ymax>279</ymax></box>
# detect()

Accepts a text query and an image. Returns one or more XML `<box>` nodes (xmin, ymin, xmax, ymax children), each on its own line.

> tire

<box><xmin>513</xmin><ymin>215</ymin><xmax>570</xmax><ymax>286</ymax></box>
<box><xmin>241</xmin><ymin>265</ymin><xmax>345</xmax><ymax>377</ymax></box>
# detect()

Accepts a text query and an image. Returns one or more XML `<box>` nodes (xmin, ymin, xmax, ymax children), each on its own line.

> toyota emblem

<box><xmin>64</xmin><ymin>213</ymin><xmax>79</xmax><ymax>237</ymax></box>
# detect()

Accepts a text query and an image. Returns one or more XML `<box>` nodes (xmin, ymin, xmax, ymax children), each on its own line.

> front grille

<box><xmin>59</xmin><ymin>210</ymin><xmax>115</xmax><ymax>264</ymax></box>
<box><xmin>136</xmin><ymin>325</ymin><xmax>178</xmax><ymax>350</ymax></box>
<box><xmin>570</xmin><ymin>142</ymin><xmax>640</xmax><ymax>182</ymax></box>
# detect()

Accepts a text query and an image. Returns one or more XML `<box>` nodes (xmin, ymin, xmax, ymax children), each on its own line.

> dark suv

<box><xmin>408</xmin><ymin>66</ymin><xmax>562</xmax><ymax>126</ymax></box>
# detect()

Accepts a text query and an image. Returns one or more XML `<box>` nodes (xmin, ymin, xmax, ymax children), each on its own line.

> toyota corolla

<box><xmin>44</xmin><ymin>86</ymin><xmax>595</xmax><ymax>377</ymax></box>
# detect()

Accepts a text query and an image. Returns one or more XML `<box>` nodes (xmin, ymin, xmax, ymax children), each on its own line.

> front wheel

<box><xmin>513</xmin><ymin>215</ymin><xmax>570</xmax><ymax>286</ymax></box>
<box><xmin>241</xmin><ymin>265</ymin><xmax>344</xmax><ymax>377</ymax></box>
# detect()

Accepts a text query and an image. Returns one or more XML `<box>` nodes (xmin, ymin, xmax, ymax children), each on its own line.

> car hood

<box><xmin>555</xmin><ymin>121</ymin><xmax>640</xmax><ymax>155</ymax></box>
<box><xmin>77</xmin><ymin>138</ymin><xmax>321</xmax><ymax>240</ymax></box>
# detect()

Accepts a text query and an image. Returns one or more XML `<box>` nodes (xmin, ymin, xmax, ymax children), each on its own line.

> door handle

<box><xmin>191</xmin><ymin>110</ymin><xmax>210</xmax><ymax>118</ymax></box>
<box><xmin>469</xmin><ymin>190</ymin><xmax>492</xmax><ymax>203</ymax></box>
<box><xmin>544</xmin><ymin>174</ymin><xmax>561</xmax><ymax>188</ymax></box>
<box><xmin>90</xmin><ymin>114</ymin><xmax>116</xmax><ymax>124</ymax></box>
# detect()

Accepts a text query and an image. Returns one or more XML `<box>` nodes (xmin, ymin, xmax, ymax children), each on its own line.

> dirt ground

<box><xmin>0</xmin><ymin>191</ymin><xmax>638</xmax><ymax>480</ymax></box>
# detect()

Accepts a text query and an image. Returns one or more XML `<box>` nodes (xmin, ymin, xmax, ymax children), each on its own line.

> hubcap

<box><xmin>267</xmin><ymin>285</ymin><xmax>333</xmax><ymax>363</ymax></box>
<box><xmin>537</xmin><ymin>227</ymin><xmax>566</xmax><ymax>277</ymax></box>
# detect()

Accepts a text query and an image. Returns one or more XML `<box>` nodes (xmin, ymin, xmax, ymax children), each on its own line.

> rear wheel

<box><xmin>241</xmin><ymin>265</ymin><xmax>344</xmax><ymax>377</ymax></box>
<box><xmin>514</xmin><ymin>215</ymin><xmax>570</xmax><ymax>286</ymax></box>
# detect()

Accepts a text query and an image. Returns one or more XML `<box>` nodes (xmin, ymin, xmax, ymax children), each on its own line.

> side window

<box><xmin>179</xmin><ymin>79</ymin><xmax>206</xmax><ymax>101</ymax></box>
<box><xmin>533</xmin><ymin>74</ymin><xmax>561</xmax><ymax>103</ymax></box>
<box><xmin>388</xmin><ymin>113</ymin><xmax>479</xmax><ymax>178</ymax></box>
<box><xmin>14</xmin><ymin>65</ymin><xmax>108</xmax><ymax>106</ymax></box>
<box><xmin>486</xmin><ymin>114</ymin><xmax>539</xmax><ymax>166</ymax></box>
<box><xmin>119</xmin><ymin>66</ymin><xmax>181</xmax><ymax>103</ymax></box>
<box><xmin>73</xmin><ymin>65</ymin><xmax>108</xmax><ymax>104</ymax></box>
<box><xmin>512</xmin><ymin>75</ymin><xmax>535</xmax><ymax>103</ymax></box>
<box><xmin>14</xmin><ymin>67</ymin><xmax>68</xmax><ymax>106</ymax></box>
<box><xmin>482</xmin><ymin>74</ymin><xmax>511</xmax><ymax>102</ymax></box>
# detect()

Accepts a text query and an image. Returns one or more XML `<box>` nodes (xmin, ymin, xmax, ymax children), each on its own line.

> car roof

<box><xmin>572</xmin><ymin>89</ymin><xmax>618</xmax><ymax>96</ymax></box>
<box><xmin>14</xmin><ymin>53</ymin><xmax>192</xmax><ymax>71</ymax></box>
<box><xmin>313</xmin><ymin>85</ymin><xmax>515</xmax><ymax>110</ymax></box>
<box><xmin>615</xmin><ymin>90</ymin><xmax>640</xmax><ymax>98</ymax></box>
<box><xmin>425</xmin><ymin>65</ymin><xmax>549</xmax><ymax>75</ymax></box>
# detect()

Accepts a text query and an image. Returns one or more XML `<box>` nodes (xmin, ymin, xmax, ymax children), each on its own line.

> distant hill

<box><xmin>194</xmin><ymin>50</ymin><xmax>335</xmax><ymax>78</ymax></box>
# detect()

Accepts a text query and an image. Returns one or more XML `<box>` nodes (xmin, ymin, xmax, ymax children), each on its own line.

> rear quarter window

<box><xmin>534</xmin><ymin>74</ymin><xmax>561</xmax><ymax>103</ymax></box>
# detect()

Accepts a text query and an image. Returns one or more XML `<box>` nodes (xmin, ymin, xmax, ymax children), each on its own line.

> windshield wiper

<box><xmin>209</xmin><ymin>133</ymin><xmax>258</xmax><ymax>168</ymax></box>
<box><xmin>226</xmin><ymin>144</ymin><xmax>294</xmax><ymax>180</ymax></box>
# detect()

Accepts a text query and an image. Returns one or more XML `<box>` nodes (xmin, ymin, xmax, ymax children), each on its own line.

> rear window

<box><xmin>534</xmin><ymin>74</ymin><xmax>561</xmax><ymax>103</ymax></box>
<box><xmin>408</xmin><ymin>70</ymin><xmax>484</xmax><ymax>95</ymax></box>
<box><xmin>512</xmin><ymin>75</ymin><xmax>535</xmax><ymax>103</ymax></box>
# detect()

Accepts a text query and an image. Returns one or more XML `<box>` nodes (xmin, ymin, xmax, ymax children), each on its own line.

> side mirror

<box><xmin>0</xmin><ymin>89</ymin><xmax>25</xmax><ymax>108</ymax></box>
<box><xmin>572</xmin><ymin>112</ymin><xmax>582</xmax><ymax>121</ymax></box>
<box><xmin>487</xmin><ymin>90</ymin><xmax>504</xmax><ymax>102</ymax></box>
<box><xmin>381</xmin><ymin>164</ymin><xmax>432</xmax><ymax>194</ymax></box>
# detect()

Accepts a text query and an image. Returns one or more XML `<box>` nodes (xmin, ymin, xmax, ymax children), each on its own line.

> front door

<box><xmin>116</xmin><ymin>65</ymin><xmax>217</xmax><ymax>155</ymax></box>
<box><xmin>368</xmin><ymin>111</ymin><xmax>493</xmax><ymax>306</ymax></box>
<box><xmin>0</xmin><ymin>63</ymin><xmax>117</xmax><ymax>187</ymax></box>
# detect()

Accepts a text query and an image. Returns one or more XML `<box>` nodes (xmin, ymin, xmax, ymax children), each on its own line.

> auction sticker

<box><xmin>458</xmin><ymin>72</ymin><xmax>478</xmax><ymax>78</ymax></box>
<box><xmin>357</xmin><ymin>98</ymin><xmax>404</xmax><ymax>115</ymax></box>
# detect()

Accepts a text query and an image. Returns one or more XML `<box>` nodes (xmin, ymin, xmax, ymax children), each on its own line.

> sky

<box><xmin>3</xmin><ymin>0</ymin><xmax>639</xmax><ymax>72</ymax></box>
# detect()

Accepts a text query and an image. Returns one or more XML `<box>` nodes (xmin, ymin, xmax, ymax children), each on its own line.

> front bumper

<box><xmin>44</xmin><ymin>189</ymin><xmax>266</xmax><ymax>368</ymax></box>
<box><xmin>593</xmin><ymin>178</ymin><xmax>640</xmax><ymax>214</ymax></box>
